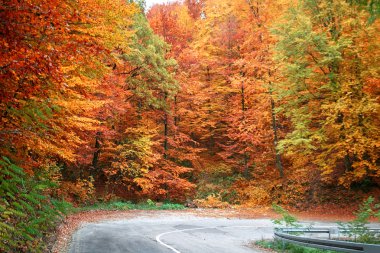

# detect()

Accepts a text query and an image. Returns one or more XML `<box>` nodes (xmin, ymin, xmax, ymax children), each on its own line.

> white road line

<box><xmin>155</xmin><ymin>225</ymin><xmax>260</xmax><ymax>253</ymax></box>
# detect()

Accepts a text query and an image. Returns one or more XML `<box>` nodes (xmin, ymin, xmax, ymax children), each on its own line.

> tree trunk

<box><xmin>92</xmin><ymin>131</ymin><xmax>102</xmax><ymax>175</ymax></box>
<box><xmin>138</xmin><ymin>100</ymin><xmax>142</xmax><ymax>120</ymax></box>
<box><xmin>164</xmin><ymin>112</ymin><xmax>168</xmax><ymax>159</ymax></box>
<box><xmin>270</xmin><ymin>90</ymin><xmax>284</xmax><ymax>178</ymax></box>
<box><xmin>243</xmin><ymin>152</ymin><xmax>250</xmax><ymax>179</ymax></box>
<box><xmin>241</xmin><ymin>82</ymin><xmax>246</xmax><ymax>114</ymax></box>
<box><xmin>174</xmin><ymin>95</ymin><xmax>178</xmax><ymax>126</ymax></box>
<box><xmin>163</xmin><ymin>92</ymin><xmax>169</xmax><ymax>159</ymax></box>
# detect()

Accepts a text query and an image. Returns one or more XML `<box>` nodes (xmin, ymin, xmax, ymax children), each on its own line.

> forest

<box><xmin>0</xmin><ymin>0</ymin><xmax>379</xmax><ymax>251</ymax></box>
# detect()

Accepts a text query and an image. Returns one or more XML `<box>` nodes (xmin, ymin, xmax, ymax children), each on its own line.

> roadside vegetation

<box><xmin>255</xmin><ymin>199</ymin><xmax>380</xmax><ymax>253</ymax></box>
<box><xmin>77</xmin><ymin>199</ymin><xmax>185</xmax><ymax>212</ymax></box>
<box><xmin>0</xmin><ymin>158</ymin><xmax>72</xmax><ymax>252</ymax></box>
<box><xmin>337</xmin><ymin>197</ymin><xmax>380</xmax><ymax>244</ymax></box>
<box><xmin>255</xmin><ymin>240</ymin><xmax>340</xmax><ymax>253</ymax></box>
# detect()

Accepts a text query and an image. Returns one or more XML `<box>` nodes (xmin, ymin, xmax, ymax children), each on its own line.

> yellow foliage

<box><xmin>58</xmin><ymin>177</ymin><xmax>95</xmax><ymax>204</ymax></box>
<box><xmin>236</xmin><ymin>185</ymin><xmax>271</xmax><ymax>207</ymax></box>
<box><xmin>194</xmin><ymin>194</ymin><xmax>230</xmax><ymax>208</ymax></box>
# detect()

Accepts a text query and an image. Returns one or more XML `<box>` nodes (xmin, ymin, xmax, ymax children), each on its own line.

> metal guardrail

<box><xmin>278</xmin><ymin>228</ymin><xmax>336</xmax><ymax>239</ymax></box>
<box><xmin>274</xmin><ymin>228</ymin><xmax>380</xmax><ymax>253</ymax></box>
<box><xmin>339</xmin><ymin>229</ymin><xmax>380</xmax><ymax>234</ymax></box>
<box><xmin>278</xmin><ymin>227</ymin><xmax>380</xmax><ymax>240</ymax></box>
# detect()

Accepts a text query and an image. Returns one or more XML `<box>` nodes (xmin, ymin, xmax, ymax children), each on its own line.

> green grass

<box><xmin>255</xmin><ymin>240</ymin><xmax>340</xmax><ymax>253</ymax></box>
<box><xmin>77</xmin><ymin>199</ymin><xmax>185</xmax><ymax>212</ymax></box>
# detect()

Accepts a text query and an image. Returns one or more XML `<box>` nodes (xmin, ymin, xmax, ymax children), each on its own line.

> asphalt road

<box><xmin>68</xmin><ymin>214</ymin><xmax>338</xmax><ymax>253</ymax></box>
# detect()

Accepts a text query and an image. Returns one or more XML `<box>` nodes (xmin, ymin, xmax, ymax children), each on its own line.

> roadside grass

<box><xmin>77</xmin><ymin>199</ymin><xmax>185</xmax><ymax>212</ymax></box>
<box><xmin>255</xmin><ymin>240</ymin><xmax>339</xmax><ymax>253</ymax></box>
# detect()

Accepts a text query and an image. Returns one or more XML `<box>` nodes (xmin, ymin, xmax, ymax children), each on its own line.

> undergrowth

<box><xmin>272</xmin><ymin>203</ymin><xmax>300</xmax><ymax>227</ymax></box>
<box><xmin>255</xmin><ymin>240</ymin><xmax>339</xmax><ymax>253</ymax></box>
<box><xmin>338</xmin><ymin>196</ymin><xmax>380</xmax><ymax>244</ymax></box>
<box><xmin>77</xmin><ymin>199</ymin><xmax>185</xmax><ymax>211</ymax></box>
<box><xmin>1</xmin><ymin>157</ymin><xmax>73</xmax><ymax>252</ymax></box>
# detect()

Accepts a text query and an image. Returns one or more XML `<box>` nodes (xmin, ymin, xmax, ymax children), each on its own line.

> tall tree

<box><xmin>272</xmin><ymin>0</ymin><xmax>380</xmax><ymax>188</ymax></box>
<box><xmin>103</xmin><ymin>12</ymin><xmax>195</xmax><ymax>201</ymax></box>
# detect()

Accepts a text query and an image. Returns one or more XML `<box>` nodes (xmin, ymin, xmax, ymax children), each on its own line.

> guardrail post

<box><xmin>329</xmin><ymin>228</ymin><xmax>338</xmax><ymax>240</ymax></box>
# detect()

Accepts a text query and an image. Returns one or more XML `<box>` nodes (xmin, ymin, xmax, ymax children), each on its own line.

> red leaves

<box><xmin>0</xmin><ymin>0</ymin><xmax>137</xmax><ymax>173</ymax></box>
<box><xmin>2</xmin><ymin>0</ymin><xmax>378</xmax><ymax>210</ymax></box>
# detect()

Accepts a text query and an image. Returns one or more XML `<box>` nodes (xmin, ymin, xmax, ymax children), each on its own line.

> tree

<box><xmin>103</xmin><ymin>12</ymin><xmax>196</xmax><ymax>201</ymax></box>
<box><xmin>272</xmin><ymin>0</ymin><xmax>380</xmax><ymax>188</ymax></box>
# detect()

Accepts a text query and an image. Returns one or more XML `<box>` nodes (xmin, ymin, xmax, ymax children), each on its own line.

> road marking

<box><xmin>155</xmin><ymin>225</ymin><xmax>259</xmax><ymax>253</ymax></box>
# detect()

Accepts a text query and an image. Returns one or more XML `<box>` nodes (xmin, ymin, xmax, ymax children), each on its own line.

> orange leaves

<box><xmin>194</xmin><ymin>194</ymin><xmax>230</xmax><ymax>208</ymax></box>
<box><xmin>58</xmin><ymin>177</ymin><xmax>95</xmax><ymax>204</ymax></box>
<box><xmin>2</xmin><ymin>0</ymin><xmax>378</xmax><ymax>210</ymax></box>
<box><xmin>0</xmin><ymin>0</ymin><xmax>137</xmax><ymax>177</ymax></box>
<box><xmin>232</xmin><ymin>181</ymin><xmax>271</xmax><ymax>207</ymax></box>
<box><xmin>148</xmin><ymin>2</ymin><xmax>195</xmax><ymax>57</ymax></box>
<box><xmin>133</xmin><ymin>177</ymin><xmax>154</xmax><ymax>194</ymax></box>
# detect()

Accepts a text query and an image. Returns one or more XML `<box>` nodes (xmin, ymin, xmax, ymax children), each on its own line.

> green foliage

<box><xmin>272</xmin><ymin>0</ymin><xmax>380</xmax><ymax>188</ymax></box>
<box><xmin>255</xmin><ymin>239</ymin><xmax>339</xmax><ymax>253</ymax></box>
<box><xmin>195</xmin><ymin>162</ymin><xmax>242</xmax><ymax>203</ymax></box>
<box><xmin>349</xmin><ymin>0</ymin><xmax>380</xmax><ymax>23</ymax></box>
<box><xmin>375</xmin><ymin>203</ymin><xmax>380</xmax><ymax>221</ymax></box>
<box><xmin>6</xmin><ymin>99</ymin><xmax>56</xmax><ymax>132</ymax></box>
<box><xmin>146</xmin><ymin>199</ymin><xmax>155</xmax><ymax>207</ymax></box>
<box><xmin>272</xmin><ymin>204</ymin><xmax>299</xmax><ymax>227</ymax></box>
<box><xmin>123</xmin><ymin>13</ymin><xmax>178</xmax><ymax>110</ymax></box>
<box><xmin>77</xmin><ymin>200</ymin><xmax>185</xmax><ymax>211</ymax></box>
<box><xmin>338</xmin><ymin>196</ymin><xmax>380</xmax><ymax>243</ymax></box>
<box><xmin>0</xmin><ymin>157</ymin><xmax>73</xmax><ymax>252</ymax></box>
<box><xmin>78</xmin><ymin>201</ymin><xmax>134</xmax><ymax>211</ymax></box>
<box><xmin>159</xmin><ymin>202</ymin><xmax>186</xmax><ymax>210</ymax></box>
<box><xmin>109</xmin><ymin>124</ymin><xmax>159</xmax><ymax>180</ymax></box>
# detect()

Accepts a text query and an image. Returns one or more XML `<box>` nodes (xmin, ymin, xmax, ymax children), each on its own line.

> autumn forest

<box><xmin>1</xmin><ymin>0</ymin><xmax>379</xmax><ymax>251</ymax></box>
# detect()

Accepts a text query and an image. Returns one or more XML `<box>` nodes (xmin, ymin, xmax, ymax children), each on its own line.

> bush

<box><xmin>255</xmin><ymin>239</ymin><xmax>339</xmax><ymax>253</ymax></box>
<box><xmin>57</xmin><ymin>177</ymin><xmax>95</xmax><ymax>204</ymax></box>
<box><xmin>234</xmin><ymin>183</ymin><xmax>271</xmax><ymax>206</ymax></box>
<box><xmin>272</xmin><ymin>204</ymin><xmax>299</xmax><ymax>227</ymax></box>
<box><xmin>0</xmin><ymin>157</ymin><xmax>72</xmax><ymax>252</ymax></box>
<box><xmin>78</xmin><ymin>199</ymin><xmax>185</xmax><ymax>211</ymax></box>
<box><xmin>194</xmin><ymin>194</ymin><xmax>230</xmax><ymax>208</ymax></box>
<box><xmin>338</xmin><ymin>196</ymin><xmax>380</xmax><ymax>243</ymax></box>
<box><xmin>194</xmin><ymin>162</ymin><xmax>241</xmax><ymax>204</ymax></box>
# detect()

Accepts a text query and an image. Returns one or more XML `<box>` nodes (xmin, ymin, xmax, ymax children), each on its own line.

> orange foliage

<box><xmin>1</xmin><ymin>0</ymin><xmax>378</xmax><ymax>210</ymax></box>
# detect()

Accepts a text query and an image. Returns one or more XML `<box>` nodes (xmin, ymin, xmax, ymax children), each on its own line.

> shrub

<box><xmin>57</xmin><ymin>177</ymin><xmax>95</xmax><ymax>204</ymax></box>
<box><xmin>77</xmin><ymin>199</ymin><xmax>185</xmax><ymax>211</ymax></box>
<box><xmin>255</xmin><ymin>239</ymin><xmax>339</xmax><ymax>253</ymax></box>
<box><xmin>234</xmin><ymin>183</ymin><xmax>271</xmax><ymax>206</ymax></box>
<box><xmin>338</xmin><ymin>196</ymin><xmax>380</xmax><ymax>243</ymax></box>
<box><xmin>0</xmin><ymin>157</ymin><xmax>72</xmax><ymax>252</ymax></box>
<box><xmin>272</xmin><ymin>204</ymin><xmax>299</xmax><ymax>227</ymax></box>
<box><xmin>194</xmin><ymin>194</ymin><xmax>230</xmax><ymax>208</ymax></box>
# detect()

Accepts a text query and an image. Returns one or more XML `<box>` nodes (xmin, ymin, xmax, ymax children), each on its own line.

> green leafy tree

<box><xmin>272</xmin><ymin>0</ymin><xmax>380</xmax><ymax>188</ymax></box>
<box><xmin>339</xmin><ymin>197</ymin><xmax>380</xmax><ymax>243</ymax></box>
<box><xmin>123</xmin><ymin>13</ymin><xmax>178</xmax><ymax>110</ymax></box>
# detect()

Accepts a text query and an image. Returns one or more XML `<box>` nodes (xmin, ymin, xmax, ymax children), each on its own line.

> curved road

<box><xmin>68</xmin><ymin>214</ymin><xmax>337</xmax><ymax>253</ymax></box>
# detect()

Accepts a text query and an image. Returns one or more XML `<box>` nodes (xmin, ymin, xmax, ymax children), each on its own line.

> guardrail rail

<box><xmin>274</xmin><ymin>227</ymin><xmax>380</xmax><ymax>253</ymax></box>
